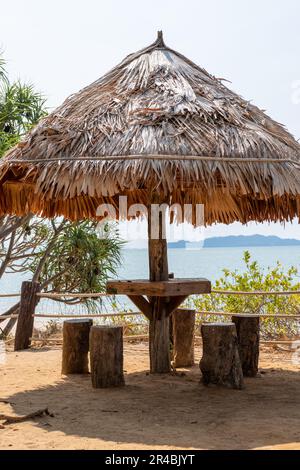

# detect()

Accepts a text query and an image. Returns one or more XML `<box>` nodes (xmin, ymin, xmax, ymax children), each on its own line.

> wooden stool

<box><xmin>90</xmin><ymin>326</ymin><xmax>125</xmax><ymax>388</ymax></box>
<box><xmin>171</xmin><ymin>308</ymin><xmax>195</xmax><ymax>367</ymax></box>
<box><xmin>200</xmin><ymin>322</ymin><xmax>244</xmax><ymax>390</ymax></box>
<box><xmin>232</xmin><ymin>315</ymin><xmax>260</xmax><ymax>377</ymax></box>
<box><xmin>62</xmin><ymin>319</ymin><xmax>93</xmax><ymax>374</ymax></box>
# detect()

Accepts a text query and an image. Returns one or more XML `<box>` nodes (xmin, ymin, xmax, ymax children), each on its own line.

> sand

<box><xmin>0</xmin><ymin>342</ymin><xmax>300</xmax><ymax>450</ymax></box>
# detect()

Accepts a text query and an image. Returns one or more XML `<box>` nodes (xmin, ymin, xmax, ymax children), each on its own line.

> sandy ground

<box><xmin>0</xmin><ymin>342</ymin><xmax>300</xmax><ymax>450</ymax></box>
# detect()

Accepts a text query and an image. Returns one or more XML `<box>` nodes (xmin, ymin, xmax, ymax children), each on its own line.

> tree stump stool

<box><xmin>172</xmin><ymin>308</ymin><xmax>195</xmax><ymax>367</ymax></box>
<box><xmin>61</xmin><ymin>319</ymin><xmax>93</xmax><ymax>375</ymax></box>
<box><xmin>90</xmin><ymin>326</ymin><xmax>125</xmax><ymax>388</ymax></box>
<box><xmin>232</xmin><ymin>315</ymin><xmax>260</xmax><ymax>377</ymax></box>
<box><xmin>200</xmin><ymin>323</ymin><xmax>244</xmax><ymax>390</ymax></box>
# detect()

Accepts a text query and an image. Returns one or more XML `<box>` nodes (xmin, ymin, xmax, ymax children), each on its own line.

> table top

<box><xmin>106</xmin><ymin>278</ymin><xmax>211</xmax><ymax>297</ymax></box>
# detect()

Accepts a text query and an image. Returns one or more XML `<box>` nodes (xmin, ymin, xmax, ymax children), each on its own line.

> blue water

<box><xmin>1</xmin><ymin>246</ymin><xmax>300</xmax><ymax>325</ymax></box>
<box><xmin>117</xmin><ymin>246</ymin><xmax>300</xmax><ymax>281</ymax></box>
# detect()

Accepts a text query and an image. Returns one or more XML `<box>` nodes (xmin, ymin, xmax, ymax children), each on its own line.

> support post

<box><xmin>232</xmin><ymin>315</ymin><xmax>260</xmax><ymax>377</ymax></box>
<box><xmin>14</xmin><ymin>281</ymin><xmax>40</xmax><ymax>351</ymax></box>
<box><xmin>61</xmin><ymin>319</ymin><xmax>93</xmax><ymax>374</ymax></box>
<box><xmin>172</xmin><ymin>308</ymin><xmax>195</xmax><ymax>367</ymax></box>
<box><xmin>200</xmin><ymin>322</ymin><xmax>244</xmax><ymax>390</ymax></box>
<box><xmin>90</xmin><ymin>326</ymin><xmax>125</xmax><ymax>388</ymax></box>
<box><xmin>148</xmin><ymin>199</ymin><xmax>171</xmax><ymax>373</ymax></box>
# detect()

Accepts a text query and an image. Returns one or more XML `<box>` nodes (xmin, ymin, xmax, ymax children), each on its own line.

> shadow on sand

<box><xmin>3</xmin><ymin>360</ymin><xmax>300</xmax><ymax>449</ymax></box>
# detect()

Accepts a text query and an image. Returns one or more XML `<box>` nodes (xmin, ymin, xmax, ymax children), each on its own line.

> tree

<box><xmin>26</xmin><ymin>219</ymin><xmax>123</xmax><ymax>306</ymax></box>
<box><xmin>0</xmin><ymin>56</ymin><xmax>124</xmax><ymax>337</ymax></box>
<box><xmin>0</xmin><ymin>217</ymin><xmax>124</xmax><ymax>338</ymax></box>
<box><xmin>0</xmin><ymin>54</ymin><xmax>48</xmax><ymax>279</ymax></box>
<box><xmin>0</xmin><ymin>56</ymin><xmax>47</xmax><ymax>157</ymax></box>
<box><xmin>0</xmin><ymin>54</ymin><xmax>49</xmax><ymax>337</ymax></box>
<box><xmin>192</xmin><ymin>251</ymin><xmax>300</xmax><ymax>339</ymax></box>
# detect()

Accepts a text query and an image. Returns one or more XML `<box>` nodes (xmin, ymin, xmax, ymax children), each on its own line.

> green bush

<box><xmin>191</xmin><ymin>251</ymin><xmax>300</xmax><ymax>339</ymax></box>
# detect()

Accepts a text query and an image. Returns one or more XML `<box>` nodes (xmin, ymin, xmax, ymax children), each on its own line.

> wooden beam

<box><xmin>128</xmin><ymin>295</ymin><xmax>152</xmax><ymax>321</ymax></box>
<box><xmin>166</xmin><ymin>295</ymin><xmax>188</xmax><ymax>316</ymax></box>
<box><xmin>107</xmin><ymin>278</ymin><xmax>211</xmax><ymax>297</ymax></box>
<box><xmin>147</xmin><ymin>197</ymin><xmax>171</xmax><ymax>373</ymax></box>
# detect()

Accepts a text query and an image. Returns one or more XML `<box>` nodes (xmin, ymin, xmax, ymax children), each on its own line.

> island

<box><xmin>168</xmin><ymin>235</ymin><xmax>300</xmax><ymax>249</ymax></box>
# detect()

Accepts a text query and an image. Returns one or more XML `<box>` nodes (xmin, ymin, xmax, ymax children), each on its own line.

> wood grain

<box><xmin>106</xmin><ymin>278</ymin><xmax>211</xmax><ymax>297</ymax></box>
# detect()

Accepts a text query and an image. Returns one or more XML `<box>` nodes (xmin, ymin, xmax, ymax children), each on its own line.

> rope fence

<box><xmin>1</xmin><ymin>311</ymin><xmax>300</xmax><ymax>320</ymax></box>
<box><xmin>28</xmin><ymin>336</ymin><xmax>298</xmax><ymax>347</ymax></box>
<box><xmin>0</xmin><ymin>314</ymin><xmax>19</xmax><ymax>320</ymax></box>
<box><xmin>3</xmin><ymin>289</ymin><xmax>300</xmax><ymax>300</ymax></box>
<box><xmin>33</xmin><ymin>312</ymin><xmax>142</xmax><ymax>319</ymax></box>
<box><xmin>36</xmin><ymin>292</ymin><xmax>108</xmax><ymax>299</ymax></box>
<box><xmin>211</xmin><ymin>290</ymin><xmax>300</xmax><ymax>296</ymax></box>
<box><xmin>195</xmin><ymin>311</ymin><xmax>300</xmax><ymax>319</ymax></box>
<box><xmin>1</xmin><ymin>285</ymin><xmax>300</xmax><ymax>349</ymax></box>
<box><xmin>0</xmin><ymin>293</ymin><xmax>20</xmax><ymax>298</ymax></box>
<box><xmin>31</xmin><ymin>311</ymin><xmax>300</xmax><ymax>320</ymax></box>
<box><xmin>2</xmin><ymin>287</ymin><xmax>300</xmax><ymax>322</ymax></box>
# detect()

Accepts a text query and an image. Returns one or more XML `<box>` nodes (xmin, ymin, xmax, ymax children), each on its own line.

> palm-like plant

<box><xmin>0</xmin><ymin>55</ymin><xmax>47</xmax><ymax>157</ymax></box>
<box><xmin>0</xmin><ymin>54</ymin><xmax>124</xmax><ymax>337</ymax></box>
<box><xmin>0</xmin><ymin>53</ymin><xmax>48</xmax><ymax>277</ymax></box>
<box><xmin>0</xmin><ymin>56</ymin><xmax>7</xmax><ymax>84</ymax></box>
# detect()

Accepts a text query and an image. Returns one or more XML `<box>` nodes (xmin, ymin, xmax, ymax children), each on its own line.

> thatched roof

<box><xmin>1</xmin><ymin>31</ymin><xmax>300</xmax><ymax>225</ymax></box>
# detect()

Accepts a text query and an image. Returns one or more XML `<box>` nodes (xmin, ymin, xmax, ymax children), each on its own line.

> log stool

<box><xmin>90</xmin><ymin>326</ymin><xmax>125</xmax><ymax>388</ymax></box>
<box><xmin>62</xmin><ymin>319</ymin><xmax>93</xmax><ymax>374</ymax></box>
<box><xmin>232</xmin><ymin>315</ymin><xmax>260</xmax><ymax>377</ymax></box>
<box><xmin>171</xmin><ymin>308</ymin><xmax>195</xmax><ymax>367</ymax></box>
<box><xmin>200</xmin><ymin>322</ymin><xmax>244</xmax><ymax>390</ymax></box>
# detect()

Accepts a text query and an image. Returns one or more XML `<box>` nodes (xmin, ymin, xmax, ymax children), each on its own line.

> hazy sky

<box><xmin>1</xmin><ymin>0</ymin><xmax>300</xmax><ymax>239</ymax></box>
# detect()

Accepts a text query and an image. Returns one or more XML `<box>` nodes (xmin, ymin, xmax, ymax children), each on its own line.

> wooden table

<box><xmin>106</xmin><ymin>278</ymin><xmax>211</xmax><ymax>320</ymax></box>
<box><xmin>107</xmin><ymin>278</ymin><xmax>211</xmax><ymax>373</ymax></box>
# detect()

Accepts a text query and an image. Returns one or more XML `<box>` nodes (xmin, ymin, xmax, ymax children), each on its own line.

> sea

<box><xmin>1</xmin><ymin>246</ymin><xmax>300</xmax><ymax>327</ymax></box>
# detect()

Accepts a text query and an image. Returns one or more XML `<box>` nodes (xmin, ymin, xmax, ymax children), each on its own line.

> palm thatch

<box><xmin>0</xmin><ymin>31</ymin><xmax>300</xmax><ymax>225</ymax></box>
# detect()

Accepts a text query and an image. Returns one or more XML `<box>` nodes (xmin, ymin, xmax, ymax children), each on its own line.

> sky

<box><xmin>1</xmin><ymin>0</ymin><xmax>300</xmax><ymax>240</ymax></box>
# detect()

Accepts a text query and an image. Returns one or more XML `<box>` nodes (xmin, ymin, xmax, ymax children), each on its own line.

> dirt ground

<box><xmin>1</xmin><ymin>342</ymin><xmax>300</xmax><ymax>450</ymax></box>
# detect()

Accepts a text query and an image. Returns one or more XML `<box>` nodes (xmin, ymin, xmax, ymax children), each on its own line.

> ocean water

<box><xmin>117</xmin><ymin>246</ymin><xmax>300</xmax><ymax>281</ymax></box>
<box><xmin>1</xmin><ymin>246</ymin><xmax>300</xmax><ymax>325</ymax></box>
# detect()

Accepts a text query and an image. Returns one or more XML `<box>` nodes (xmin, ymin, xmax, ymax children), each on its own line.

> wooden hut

<box><xmin>1</xmin><ymin>32</ymin><xmax>300</xmax><ymax>373</ymax></box>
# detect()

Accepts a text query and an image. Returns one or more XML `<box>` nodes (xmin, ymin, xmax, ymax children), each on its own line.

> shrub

<box><xmin>191</xmin><ymin>251</ymin><xmax>300</xmax><ymax>339</ymax></box>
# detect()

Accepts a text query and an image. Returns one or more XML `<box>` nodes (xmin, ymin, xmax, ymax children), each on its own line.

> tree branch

<box><xmin>0</xmin><ymin>214</ymin><xmax>32</xmax><ymax>241</ymax></box>
<box><xmin>0</xmin><ymin>302</ymin><xmax>20</xmax><ymax>324</ymax></box>
<box><xmin>0</xmin><ymin>230</ymin><xmax>16</xmax><ymax>278</ymax></box>
<box><xmin>32</xmin><ymin>221</ymin><xmax>66</xmax><ymax>283</ymax></box>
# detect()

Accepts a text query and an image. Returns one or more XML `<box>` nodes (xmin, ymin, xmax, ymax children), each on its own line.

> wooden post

<box><xmin>90</xmin><ymin>325</ymin><xmax>125</xmax><ymax>388</ymax></box>
<box><xmin>61</xmin><ymin>319</ymin><xmax>93</xmax><ymax>374</ymax></box>
<box><xmin>148</xmin><ymin>199</ymin><xmax>171</xmax><ymax>374</ymax></box>
<box><xmin>172</xmin><ymin>308</ymin><xmax>195</xmax><ymax>367</ymax></box>
<box><xmin>200</xmin><ymin>323</ymin><xmax>244</xmax><ymax>390</ymax></box>
<box><xmin>14</xmin><ymin>281</ymin><xmax>40</xmax><ymax>351</ymax></box>
<box><xmin>232</xmin><ymin>315</ymin><xmax>260</xmax><ymax>377</ymax></box>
